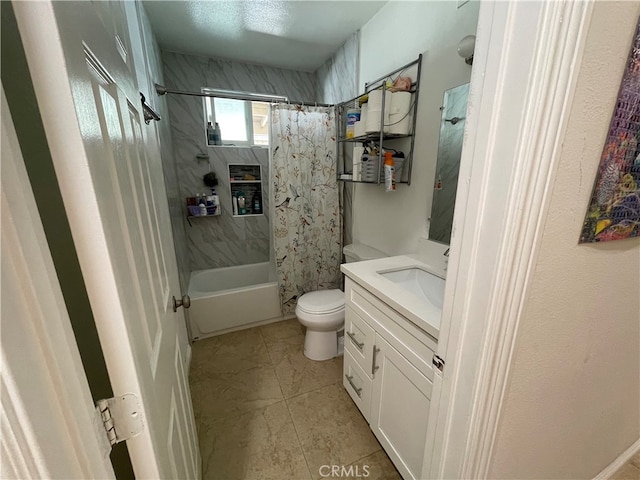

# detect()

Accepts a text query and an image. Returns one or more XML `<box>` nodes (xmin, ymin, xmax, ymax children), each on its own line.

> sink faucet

<box><xmin>443</xmin><ymin>248</ymin><xmax>450</xmax><ymax>257</ymax></box>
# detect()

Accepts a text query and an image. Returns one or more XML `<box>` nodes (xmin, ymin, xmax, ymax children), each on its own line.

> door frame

<box><xmin>424</xmin><ymin>1</ymin><xmax>594</xmax><ymax>478</ymax></box>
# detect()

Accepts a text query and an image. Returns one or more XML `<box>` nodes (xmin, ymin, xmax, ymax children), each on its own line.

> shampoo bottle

<box><xmin>237</xmin><ymin>191</ymin><xmax>246</xmax><ymax>215</ymax></box>
<box><xmin>213</xmin><ymin>122</ymin><xmax>222</xmax><ymax>145</ymax></box>
<box><xmin>252</xmin><ymin>191</ymin><xmax>262</xmax><ymax>214</ymax></box>
<box><xmin>384</xmin><ymin>152</ymin><xmax>396</xmax><ymax>192</ymax></box>
<box><xmin>206</xmin><ymin>122</ymin><xmax>215</xmax><ymax>145</ymax></box>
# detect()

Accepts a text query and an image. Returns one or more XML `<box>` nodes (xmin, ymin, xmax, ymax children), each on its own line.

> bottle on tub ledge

<box><xmin>206</xmin><ymin>122</ymin><xmax>215</xmax><ymax>146</ymax></box>
<box><xmin>252</xmin><ymin>191</ymin><xmax>262</xmax><ymax>214</ymax></box>
<box><xmin>232</xmin><ymin>195</ymin><xmax>239</xmax><ymax>215</ymax></box>
<box><xmin>198</xmin><ymin>193</ymin><xmax>207</xmax><ymax>215</ymax></box>
<box><xmin>213</xmin><ymin>122</ymin><xmax>222</xmax><ymax>146</ymax></box>
<box><xmin>236</xmin><ymin>191</ymin><xmax>246</xmax><ymax>215</ymax></box>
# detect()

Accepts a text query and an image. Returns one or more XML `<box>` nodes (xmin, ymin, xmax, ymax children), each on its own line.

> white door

<box><xmin>13</xmin><ymin>2</ymin><xmax>200</xmax><ymax>478</ymax></box>
<box><xmin>0</xmin><ymin>87</ymin><xmax>114</xmax><ymax>479</ymax></box>
<box><xmin>370</xmin><ymin>335</ymin><xmax>432</xmax><ymax>480</ymax></box>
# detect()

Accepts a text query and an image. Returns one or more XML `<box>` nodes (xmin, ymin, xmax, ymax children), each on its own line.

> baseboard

<box><xmin>192</xmin><ymin>314</ymin><xmax>296</xmax><ymax>340</ymax></box>
<box><xmin>593</xmin><ymin>438</ymin><xmax>640</xmax><ymax>480</ymax></box>
<box><xmin>185</xmin><ymin>342</ymin><xmax>192</xmax><ymax>371</ymax></box>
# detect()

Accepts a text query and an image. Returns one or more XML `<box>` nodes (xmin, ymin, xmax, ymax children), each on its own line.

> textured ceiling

<box><xmin>142</xmin><ymin>1</ymin><xmax>387</xmax><ymax>72</ymax></box>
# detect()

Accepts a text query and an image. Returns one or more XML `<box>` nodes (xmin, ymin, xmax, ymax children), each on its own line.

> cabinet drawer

<box><xmin>343</xmin><ymin>348</ymin><xmax>372</xmax><ymax>422</ymax></box>
<box><xmin>346</xmin><ymin>279</ymin><xmax>437</xmax><ymax>381</ymax></box>
<box><xmin>344</xmin><ymin>306</ymin><xmax>375</xmax><ymax>376</ymax></box>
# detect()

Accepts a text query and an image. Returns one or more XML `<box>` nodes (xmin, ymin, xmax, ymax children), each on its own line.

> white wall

<box><xmin>489</xmin><ymin>2</ymin><xmax>640</xmax><ymax>477</ymax></box>
<box><xmin>354</xmin><ymin>1</ymin><xmax>479</xmax><ymax>255</ymax></box>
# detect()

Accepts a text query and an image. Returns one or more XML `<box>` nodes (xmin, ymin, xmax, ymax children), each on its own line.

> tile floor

<box><xmin>189</xmin><ymin>319</ymin><xmax>402</xmax><ymax>480</ymax></box>
<box><xmin>612</xmin><ymin>451</ymin><xmax>640</xmax><ymax>480</ymax></box>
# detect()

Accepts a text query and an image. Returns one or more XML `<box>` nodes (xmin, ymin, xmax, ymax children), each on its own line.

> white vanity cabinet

<box><xmin>342</xmin><ymin>278</ymin><xmax>437</xmax><ymax>480</ymax></box>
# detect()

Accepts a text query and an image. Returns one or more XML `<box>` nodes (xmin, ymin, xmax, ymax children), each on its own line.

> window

<box><xmin>203</xmin><ymin>88</ymin><xmax>280</xmax><ymax>147</ymax></box>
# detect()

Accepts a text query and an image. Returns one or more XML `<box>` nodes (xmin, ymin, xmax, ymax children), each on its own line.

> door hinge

<box><xmin>96</xmin><ymin>394</ymin><xmax>144</xmax><ymax>446</ymax></box>
<box><xmin>432</xmin><ymin>354</ymin><xmax>445</xmax><ymax>376</ymax></box>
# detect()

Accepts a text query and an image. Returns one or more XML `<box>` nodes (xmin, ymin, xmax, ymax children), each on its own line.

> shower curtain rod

<box><xmin>154</xmin><ymin>84</ymin><xmax>333</xmax><ymax>108</ymax></box>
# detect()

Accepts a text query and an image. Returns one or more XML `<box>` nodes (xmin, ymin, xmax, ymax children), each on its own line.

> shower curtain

<box><xmin>270</xmin><ymin>103</ymin><xmax>341</xmax><ymax>314</ymax></box>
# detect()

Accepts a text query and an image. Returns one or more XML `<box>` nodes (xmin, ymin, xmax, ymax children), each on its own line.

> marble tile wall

<box><xmin>315</xmin><ymin>33</ymin><xmax>359</xmax><ymax>106</ymax></box>
<box><xmin>314</xmin><ymin>34</ymin><xmax>359</xmax><ymax>249</ymax></box>
<box><xmin>162</xmin><ymin>50</ymin><xmax>316</xmax><ymax>271</ymax></box>
<box><xmin>136</xmin><ymin>5</ymin><xmax>191</xmax><ymax>291</ymax></box>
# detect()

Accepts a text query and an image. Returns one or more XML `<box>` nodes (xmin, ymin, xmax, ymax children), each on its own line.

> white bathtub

<box><xmin>188</xmin><ymin>262</ymin><xmax>283</xmax><ymax>339</ymax></box>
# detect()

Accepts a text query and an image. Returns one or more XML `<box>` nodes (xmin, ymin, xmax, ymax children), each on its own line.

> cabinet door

<box><xmin>370</xmin><ymin>335</ymin><xmax>432</xmax><ymax>480</ymax></box>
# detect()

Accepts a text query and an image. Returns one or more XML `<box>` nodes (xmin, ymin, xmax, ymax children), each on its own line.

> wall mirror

<box><xmin>428</xmin><ymin>82</ymin><xmax>470</xmax><ymax>245</ymax></box>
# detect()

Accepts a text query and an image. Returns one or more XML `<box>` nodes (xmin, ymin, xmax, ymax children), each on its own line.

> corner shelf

<box><xmin>338</xmin><ymin>132</ymin><xmax>412</xmax><ymax>144</ymax></box>
<box><xmin>336</xmin><ymin>54</ymin><xmax>422</xmax><ymax>186</ymax></box>
<box><xmin>186</xmin><ymin>209</ymin><xmax>221</xmax><ymax>227</ymax></box>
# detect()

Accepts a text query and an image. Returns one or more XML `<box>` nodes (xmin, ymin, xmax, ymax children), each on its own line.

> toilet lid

<box><xmin>297</xmin><ymin>289</ymin><xmax>345</xmax><ymax>314</ymax></box>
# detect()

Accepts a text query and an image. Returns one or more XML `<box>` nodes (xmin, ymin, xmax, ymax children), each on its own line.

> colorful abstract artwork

<box><xmin>580</xmin><ymin>19</ymin><xmax>640</xmax><ymax>243</ymax></box>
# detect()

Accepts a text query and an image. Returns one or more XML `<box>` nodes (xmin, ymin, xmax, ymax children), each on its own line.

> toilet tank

<box><xmin>343</xmin><ymin>243</ymin><xmax>387</xmax><ymax>263</ymax></box>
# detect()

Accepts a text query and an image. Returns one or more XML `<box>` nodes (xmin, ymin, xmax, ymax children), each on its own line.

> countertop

<box><xmin>341</xmin><ymin>254</ymin><xmax>446</xmax><ymax>340</ymax></box>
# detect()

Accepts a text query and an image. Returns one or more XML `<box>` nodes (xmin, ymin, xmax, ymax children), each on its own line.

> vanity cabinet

<box><xmin>342</xmin><ymin>278</ymin><xmax>437</xmax><ymax>480</ymax></box>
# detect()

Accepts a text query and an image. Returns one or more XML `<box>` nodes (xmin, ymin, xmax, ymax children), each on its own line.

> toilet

<box><xmin>295</xmin><ymin>243</ymin><xmax>387</xmax><ymax>361</ymax></box>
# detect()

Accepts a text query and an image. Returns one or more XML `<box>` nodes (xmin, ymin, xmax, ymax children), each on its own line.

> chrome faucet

<box><xmin>443</xmin><ymin>248</ymin><xmax>450</xmax><ymax>257</ymax></box>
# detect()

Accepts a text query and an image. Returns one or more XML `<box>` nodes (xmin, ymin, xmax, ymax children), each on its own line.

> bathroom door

<box><xmin>14</xmin><ymin>2</ymin><xmax>199</xmax><ymax>478</ymax></box>
<box><xmin>1</xmin><ymin>86</ymin><xmax>115</xmax><ymax>479</ymax></box>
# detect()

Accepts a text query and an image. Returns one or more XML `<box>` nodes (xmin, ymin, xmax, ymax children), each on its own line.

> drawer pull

<box><xmin>346</xmin><ymin>331</ymin><xmax>364</xmax><ymax>351</ymax></box>
<box><xmin>345</xmin><ymin>374</ymin><xmax>362</xmax><ymax>398</ymax></box>
<box><xmin>372</xmin><ymin>346</ymin><xmax>380</xmax><ymax>376</ymax></box>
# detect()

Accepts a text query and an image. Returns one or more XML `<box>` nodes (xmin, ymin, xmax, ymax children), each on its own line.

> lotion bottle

<box><xmin>213</xmin><ymin>122</ymin><xmax>222</xmax><ymax>145</ymax></box>
<box><xmin>384</xmin><ymin>152</ymin><xmax>395</xmax><ymax>192</ymax></box>
<box><xmin>206</xmin><ymin>122</ymin><xmax>215</xmax><ymax>145</ymax></box>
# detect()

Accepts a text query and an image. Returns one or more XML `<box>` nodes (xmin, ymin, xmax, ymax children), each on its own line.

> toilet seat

<box><xmin>296</xmin><ymin>289</ymin><xmax>345</xmax><ymax>314</ymax></box>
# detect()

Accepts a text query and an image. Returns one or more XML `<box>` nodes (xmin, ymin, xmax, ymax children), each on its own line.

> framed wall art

<box><xmin>580</xmin><ymin>18</ymin><xmax>640</xmax><ymax>243</ymax></box>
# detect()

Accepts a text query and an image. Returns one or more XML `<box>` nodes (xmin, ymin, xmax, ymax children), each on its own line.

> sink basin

<box><xmin>379</xmin><ymin>267</ymin><xmax>445</xmax><ymax>309</ymax></box>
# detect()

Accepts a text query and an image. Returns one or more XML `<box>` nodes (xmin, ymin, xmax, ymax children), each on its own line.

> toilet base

<box><xmin>304</xmin><ymin>329</ymin><xmax>338</xmax><ymax>361</ymax></box>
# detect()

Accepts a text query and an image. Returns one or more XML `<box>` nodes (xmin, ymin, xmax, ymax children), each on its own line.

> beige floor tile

<box><xmin>612</xmin><ymin>463</ymin><xmax>640</xmax><ymax>480</ymax></box>
<box><xmin>265</xmin><ymin>334</ymin><xmax>343</xmax><ymax>398</ymax></box>
<box><xmin>191</xmin><ymin>365</ymin><xmax>283</xmax><ymax>425</ymax></box>
<box><xmin>631</xmin><ymin>451</ymin><xmax>640</xmax><ymax>469</ymax></box>
<box><xmin>341</xmin><ymin>450</ymin><xmax>402</xmax><ymax>480</ymax></box>
<box><xmin>287</xmin><ymin>383</ymin><xmax>381</xmax><ymax>479</ymax></box>
<box><xmin>260</xmin><ymin>318</ymin><xmax>306</xmax><ymax>342</ymax></box>
<box><xmin>190</xmin><ymin>328</ymin><xmax>271</xmax><ymax>383</ymax></box>
<box><xmin>199</xmin><ymin>401</ymin><xmax>312</xmax><ymax>480</ymax></box>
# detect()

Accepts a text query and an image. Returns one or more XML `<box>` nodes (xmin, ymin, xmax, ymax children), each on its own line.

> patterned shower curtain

<box><xmin>270</xmin><ymin>104</ymin><xmax>341</xmax><ymax>314</ymax></box>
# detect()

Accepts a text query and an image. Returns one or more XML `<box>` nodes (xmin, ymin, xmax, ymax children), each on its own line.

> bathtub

<box><xmin>187</xmin><ymin>262</ymin><xmax>283</xmax><ymax>339</ymax></box>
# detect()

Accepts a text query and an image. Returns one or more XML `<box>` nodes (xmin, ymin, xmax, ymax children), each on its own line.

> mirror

<box><xmin>428</xmin><ymin>83</ymin><xmax>470</xmax><ymax>245</ymax></box>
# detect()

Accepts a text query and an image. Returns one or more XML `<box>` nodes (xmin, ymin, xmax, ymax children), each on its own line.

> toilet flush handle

<box><xmin>172</xmin><ymin>294</ymin><xmax>191</xmax><ymax>312</ymax></box>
